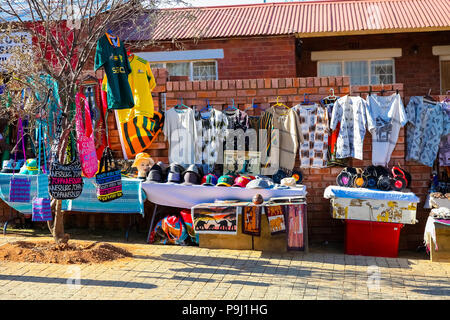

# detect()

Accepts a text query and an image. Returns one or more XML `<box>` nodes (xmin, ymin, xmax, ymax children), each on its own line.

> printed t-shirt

<box><xmin>406</xmin><ymin>96</ymin><xmax>450</xmax><ymax>167</ymax></box>
<box><xmin>293</xmin><ymin>104</ymin><xmax>329</xmax><ymax>168</ymax></box>
<box><xmin>366</xmin><ymin>94</ymin><xmax>407</xmax><ymax>166</ymax></box>
<box><xmin>194</xmin><ymin>108</ymin><xmax>228</xmax><ymax>165</ymax></box>
<box><xmin>330</xmin><ymin>95</ymin><xmax>368</xmax><ymax>160</ymax></box>
<box><xmin>94</xmin><ymin>33</ymin><xmax>134</xmax><ymax>110</ymax></box>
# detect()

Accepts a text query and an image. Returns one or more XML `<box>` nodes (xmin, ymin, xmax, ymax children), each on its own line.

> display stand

<box><xmin>424</xmin><ymin>194</ymin><xmax>450</xmax><ymax>262</ymax></box>
<box><xmin>324</xmin><ymin>186</ymin><xmax>420</xmax><ymax>257</ymax></box>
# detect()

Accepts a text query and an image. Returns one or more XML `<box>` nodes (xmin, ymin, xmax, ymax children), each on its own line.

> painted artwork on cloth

<box><xmin>286</xmin><ymin>204</ymin><xmax>305</xmax><ymax>250</ymax></box>
<box><xmin>242</xmin><ymin>206</ymin><xmax>261</xmax><ymax>236</ymax></box>
<box><xmin>265</xmin><ymin>205</ymin><xmax>286</xmax><ymax>235</ymax></box>
<box><xmin>331</xmin><ymin>198</ymin><xmax>417</xmax><ymax>224</ymax></box>
<box><xmin>192</xmin><ymin>206</ymin><xmax>238</xmax><ymax>235</ymax></box>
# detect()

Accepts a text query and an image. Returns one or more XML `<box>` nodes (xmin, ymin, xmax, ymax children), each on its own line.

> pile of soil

<box><xmin>0</xmin><ymin>240</ymin><xmax>133</xmax><ymax>264</ymax></box>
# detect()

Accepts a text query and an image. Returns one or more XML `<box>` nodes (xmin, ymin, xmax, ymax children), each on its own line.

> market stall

<box><xmin>324</xmin><ymin>185</ymin><xmax>420</xmax><ymax>257</ymax></box>
<box><xmin>424</xmin><ymin>193</ymin><xmax>450</xmax><ymax>262</ymax></box>
<box><xmin>142</xmin><ymin>182</ymin><xmax>307</xmax><ymax>252</ymax></box>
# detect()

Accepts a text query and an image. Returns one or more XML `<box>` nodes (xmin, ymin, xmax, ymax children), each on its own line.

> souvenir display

<box><xmin>242</xmin><ymin>206</ymin><xmax>262</xmax><ymax>236</ymax></box>
<box><xmin>286</xmin><ymin>204</ymin><xmax>305</xmax><ymax>251</ymax></box>
<box><xmin>265</xmin><ymin>205</ymin><xmax>286</xmax><ymax>235</ymax></box>
<box><xmin>192</xmin><ymin>206</ymin><xmax>238</xmax><ymax>235</ymax></box>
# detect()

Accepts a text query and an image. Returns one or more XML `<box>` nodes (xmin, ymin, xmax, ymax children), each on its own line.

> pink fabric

<box><xmin>76</xmin><ymin>92</ymin><xmax>98</xmax><ymax>178</ymax></box>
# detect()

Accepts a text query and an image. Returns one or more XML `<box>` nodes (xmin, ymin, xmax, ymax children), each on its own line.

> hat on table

<box><xmin>201</xmin><ymin>174</ymin><xmax>218</xmax><ymax>186</ymax></box>
<box><xmin>280</xmin><ymin>177</ymin><xmax>296</xmax><ymax>188</ymax></box>
<box><xmin>246</xmin><ymin>178</ymin><xmax>271</xmax><ymax>189</ymax></box>
<box><xmin>216</xmin><ymin>175</ymin><xmax>235</xmax><ymax>187</ymax></box>
<box><xmin>182</xmin><ymin>164</ymin><xmax>201</xmax><ymax>185</ymax></box>
<box><xmin>131</xmin><ymin>152</ymin><xmax>154</xmax><ymax>168</ymax></box>
<box><xmin>147</xmin><ymin>163</ymin><xmax>163</xmax><ymax>183</ymax></box>
<box><xmin>167</xmin><ymin>163</ymin><xmax>185</xmax><ymax>184</ymax></box>
<box><xmin>232</xmin><ymin>175</ymin><xmax>252</xmax><ymax>188</ymax></box>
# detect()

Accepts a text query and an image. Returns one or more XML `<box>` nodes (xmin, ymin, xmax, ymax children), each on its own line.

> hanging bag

<box><xmin>9</xmin><ymin>118</ymin><xmax>31</xmax><ymax>203</ymax></box>
<box><xmin>95</xmin><ymin>146</ymin><xmax>122</xmax><ymax>202</ymax></box>
<box><xmin>75</xmin><ymin>92</ymin><xmax>98</xmax><ymax>178</ymax></box>
<box><xmin>32</xmin><ymin>121</ymin><xmax>52</xmax><ymax>221</ymax></box>
<box><xmin>48</xmin><ymin>116</ymin><xmax>84</xmax><ymax>200</ymax></box>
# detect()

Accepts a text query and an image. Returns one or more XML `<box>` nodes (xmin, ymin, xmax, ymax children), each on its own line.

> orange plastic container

<box><xmin>345</xmin><ymin>220</ymin><xmax>403</xmax><ymax>258</ymax></box>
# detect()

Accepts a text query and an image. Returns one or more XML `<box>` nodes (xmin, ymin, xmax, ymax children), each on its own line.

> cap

<box><xmin>167</xmin><ymin>171</ymin><xmax>182</xmax><ymax>183</ymax></box>
<box><xmin>232</xmin><ymin>175</ymin><xmax>252</xmax><ymax>188</ymax></box>
<box><xmin>216</xmin><ymin>175</ymin><xmax>234</xmax><ymax>187</ymax></box>
<box><xmin>201</xmin><ymin>174</ymin><xmax>218</xmax><ymax>186</ymax></box>
<box><xmin>146</xmin><ymin>164</ymin><xmax>163</xmax><ymax>183</ymax></box>
<box><xmin>246</xmin><ymin>178</ymin><xmax>271</xmax><ymax>189</ymax></box>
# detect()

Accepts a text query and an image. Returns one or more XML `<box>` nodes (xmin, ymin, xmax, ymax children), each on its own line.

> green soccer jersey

<box><xmin>94</xmin><ymin>33</ymin><xmax>134</xmax><ymax>110</ymax></box>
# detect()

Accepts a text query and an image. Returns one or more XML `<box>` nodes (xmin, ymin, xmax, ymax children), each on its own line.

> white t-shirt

<box><xmin>366</xmin><ymin>94</ymin><xmax>407</xmax><ymax>166</ymax></box>
<box><xmin>330</xmin><ymin>95</ymin><xmax>368</xmax><ymax>160</ymax></box>
<box><xmin>163</xmin><ymin>107</ymin><xmax>197</xmax><ymax>165</ymax></box>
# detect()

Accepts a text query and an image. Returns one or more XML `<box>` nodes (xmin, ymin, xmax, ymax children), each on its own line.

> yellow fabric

<box><xmin>102</xmin><ymin>55</ymin><xmax>156</xmax><ymax>123</ymax></box>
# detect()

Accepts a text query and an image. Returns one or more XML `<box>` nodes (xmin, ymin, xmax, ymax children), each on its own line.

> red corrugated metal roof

<box><xmin>150</xmin><ymin>0</ymin><xmax>450</xmax><ymax>40</ymax></box>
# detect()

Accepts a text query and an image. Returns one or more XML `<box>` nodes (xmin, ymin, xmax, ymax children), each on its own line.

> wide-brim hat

<box><xmin>132</xmin><ymin>152</ymin><xmax>154</xmax><ymax>167</ymax></box>
<box><xmin>280</xmin><ymin>177</ymin><xmax>296</xmax><ymax>187</ymax></box>
<box><xmin>246</xmin><ymin>178</ymin><xmax>271</xmax><ymax>189</ymax></box>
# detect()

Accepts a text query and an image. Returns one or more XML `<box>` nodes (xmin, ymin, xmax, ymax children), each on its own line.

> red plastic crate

<box><xmin>345</xmin><ymin>220</ymin><xmax>403</xmax><ymax>258</ymax></box>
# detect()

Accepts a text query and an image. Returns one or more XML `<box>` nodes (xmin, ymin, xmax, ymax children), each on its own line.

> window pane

<box><xmin>371</xmin><ymin>60</ymin><xmax>394</xmax><ymax>85</ymax></box>
<box><xmin>344</xmin><ymin>61</ymin><xmax>369</xmax><ymax>85</ymax></box>
<box><xmin>166</xmin><ymin>62</ymin><xmax>190</xmax><ymax>77</ymax></box>
<box><xmin>150</xmin><ymin>63</ymin><xmax>164</xmax><ymax>69</ymax></box>
<box><xmin>319</xmin><ymin>62</ymin><xmax>342</xmax><ymax>76</ymax></box>
<box><xmin>193</xmin><ymin>61</ymin><xmax>217</xmax><ymax>80</ymax></box>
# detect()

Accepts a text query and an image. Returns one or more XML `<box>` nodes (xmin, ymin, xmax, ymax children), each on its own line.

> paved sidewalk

<box><xmin>0</xmin><ymin>235</ymin><xmax>449</xmax><ymax>300</ymax></box>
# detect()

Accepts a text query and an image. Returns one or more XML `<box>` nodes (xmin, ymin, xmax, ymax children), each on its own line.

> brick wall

<box><xmin>137</xmin><ymin>36</ymin><xmax>297</xmax><ymax>80</ymax></box>
<box><xmin>296</xmin><ymin>31</ymin><xmax>450</xmax><ymax>97</ymax></box>
<box><xmin>107</xmin><ymin>73</ymin><xmax>436</xmax><ymax>250</ymax></box>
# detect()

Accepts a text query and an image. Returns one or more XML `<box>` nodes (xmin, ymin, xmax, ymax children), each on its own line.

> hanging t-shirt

<box><xmin>94</xmin><ymin>33</ymin><xmax>134</xmax><ymax>110</ymax></box>
<box><xmin>263</xmin><ymin>106</ymin><xmax>302</xmax><ymax>171</ymax></box>
<box><xmin>223</xmin><ymin>109</ymin><xmax>250</xmax><ymax>152</ymax></box>
<box><xmin>114</xmin><ymin>55</ymin><xmax>156</xmax><ymax>123</ymax></box>
<box><xmin>439</xmin><ymin>103</ymin><xmax>450</xmax><ymax>166</ymax></box>
<box><xmin>330</xmin><ymin>96</ymin><xmax>368</xmax><ymax>160</ymax></box>
<box><xmin>366</xmin><ymin>94</ymin><xmax>407</xmax><ymax>166</ymax></box>
<box><xmin>406</xmin><ymin>96</ymin><xmax>450</xmax><ymax>167</ymax></box>
<box><xmin>163</xmin><ymin>107</ymin><xmax>197</xmax><ymax>165</ymax></box>
<box><xmin>194</xmin><ymin>108</ymin><xmax>228</xmax><ymax>165</ymax></box>
<box><xmin>293</xmin><ymin>104</ymin><xmax>329</xmax><ymax>168</ymax></box>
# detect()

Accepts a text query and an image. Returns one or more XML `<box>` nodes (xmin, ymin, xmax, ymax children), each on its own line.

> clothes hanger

<box><xmin>223</xmin><ymin>98</ymin><xmax>237</xmax><ymax>112</ymax></box>
<box><xmin>300</xmin><ymin>93</ymin><xmax>315</xmax><ymax>106</ymax></box>
<box><xmin>272</xmin><ymin>96</ymin><xmax>290</xmax><ymax>113</ymax></box>
<box><xmin>321</xmin><ymin>88</ymin><xmax>338</xmax><ymax>104</ymax></box>
<box><xmin>424</xmin><ymin>88</ymin><xmax>437</xmax><ymax>104</ymax></box>
<box><xmin>174</xmin><ymin>98</ymin><xmax>189</xmax><ymax>110</ymax></box>
<box><xmin>244</xmin><ymin>98</ymin><xmax>263</xmax><ymax>112</ymax></box>
<box><xmin>199</xmin><ymin>99</ymin><xmax>212</xmax><ymax>114</ymax></box>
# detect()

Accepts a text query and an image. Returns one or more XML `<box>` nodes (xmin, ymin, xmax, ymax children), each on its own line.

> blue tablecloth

<box><xmin>0</xmin><ymin>173</ymin><xmax>145</xmax><ymax>216</ymax></box>
<box><xmin>323</xmin><ymin>185</ymin><xmax>420</xmax><ymax>203</ymax></box>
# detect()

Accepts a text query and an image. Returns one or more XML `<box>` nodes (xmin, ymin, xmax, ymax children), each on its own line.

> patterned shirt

<box><xmin>330</xmin><ymin>96</ymin><xmax>368</xmax><ymax>160</ymax></box>
<box><xmin>223</xmin><ymin>109</ymin><xmax>250</xmax><ymax>152</ymax></box>
<box><xmin>293</xmin><ymin>104</ymin><xmax>329</xmax><ymax>168</ymax></box>
<box><xmin>194</xmin><ymin>108</ymin><xmax>228</xmax><ymax>165</ymax></box>
<box><xmin>439</xmin><ymin>102</ymin><xmax>450</xmax><ymax>166</ymax></box>
<box><xmin>406</xmin><ymin>97</ymin><xmax>450</xmax><ymax>167</ymax></box>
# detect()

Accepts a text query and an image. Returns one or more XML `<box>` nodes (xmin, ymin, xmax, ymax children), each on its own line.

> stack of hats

<box><xmin>146</xmin><ymin>161</ymin><xmax>167</xmax><ymax>183</ymax></box>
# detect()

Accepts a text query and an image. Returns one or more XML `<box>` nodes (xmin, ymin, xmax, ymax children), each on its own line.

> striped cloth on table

<box><xmin>0</xmin><ymin>173</ymin><xmax>144</xmax><ymax>216</ymax></box>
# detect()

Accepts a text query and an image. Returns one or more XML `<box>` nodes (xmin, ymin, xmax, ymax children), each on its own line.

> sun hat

<box><xmin>246</xmin><ymin>178</ymin><xmax>271</xmax><ymax>189</ymax></box>
<box><xmin>232</xmin><ymin>175</ymin><xmax>252</xmax><ymax>188</ymax></box>
<box><xmin>131</xmin><ymin>152</ymin><xmax>154</xmax><ymax>168</ymax></box>
<box><xmin>216</xmin><ymin>175</ymin><xmax>235</xmax><ymax>187</ymax></box>
<box><xmin>280</xmin><ymin>177</ymin><xmax>296</xmax><ymax>187</ymax></box>
<box><xmin>201</xmin><ymin>173</ymin><xmax>218</xmax><ymax>186</ymax></box>
<box><xmin>19</xmin><ymin>159</ymin><xmax>38</xmax><ymax>175</ymax></box>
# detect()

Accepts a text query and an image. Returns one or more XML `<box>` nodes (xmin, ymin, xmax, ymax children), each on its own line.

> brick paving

<box><xmin>0</xmin><ymin>235</ymin><xmax>449</xmax><ymax>300</ymax></box>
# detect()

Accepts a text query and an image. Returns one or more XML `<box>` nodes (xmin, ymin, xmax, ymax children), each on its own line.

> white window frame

<box><xmin>317</xmin><ymin>58</ymin><xmax>396</xmax><ymax>85</ymax></box>
<box><xmin>150</xmin><ymin>59</ymin><xmax>218</xmax><ymax>81</ymax></box>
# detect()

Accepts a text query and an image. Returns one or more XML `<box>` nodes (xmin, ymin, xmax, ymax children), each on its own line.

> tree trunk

<box><xmin>53</xmin><ymin>200</ymin><xmax>69</xmax><ymax>246</ymax></box>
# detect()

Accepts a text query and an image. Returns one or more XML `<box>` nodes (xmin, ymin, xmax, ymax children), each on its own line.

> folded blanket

<box><xmin>324</xmin><ymin>185</ymin><xmax>420</xmax><ymax>203</ymax></box>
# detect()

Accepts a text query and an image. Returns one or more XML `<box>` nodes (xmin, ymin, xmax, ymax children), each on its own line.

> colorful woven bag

<box><xmin>95</xmin><ymin>146</ymin><xmax>122</xmax><ymax>202</ymax></box>
<box><xmin>9</xmin><ymin>118</ymin><xmax>31</xmax><ymax>203</ymax></box>
<box><xmin>32</xmin><ymin>121</ymin><xmax>52</xmax><ymax>222</ymax></box>
<box><xmin>48</xmin><ymin>117</ymin><xmax>84</xmax><ymax>200</ymax></box>
<box><xmin>75</xmin><ymin>92</ymin><xmax>98</xmax><ymax>178</ymax></box>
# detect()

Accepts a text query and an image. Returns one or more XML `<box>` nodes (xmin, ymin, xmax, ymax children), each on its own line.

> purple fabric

<box><xmin>32</xmin><ymin>197</ymin><xmax>52</xmax><ymax>221</ymax></box>
<box><xmin>9</xmin><ymin>177</ymin><xmax>31</xmax><ymax>202</ymax></box>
